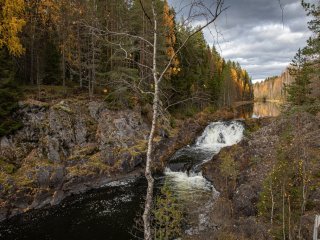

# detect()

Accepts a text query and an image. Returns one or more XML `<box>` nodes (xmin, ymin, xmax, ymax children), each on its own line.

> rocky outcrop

<box><xmin>0</xmin><ymin>99</ymin><xmax>150</xmax><ymax>221</ymax></box>
<box><xmin>202</xmin><ymin>112</ymin><xmax>320</xmax><ymax>239</ymax></box>
<box><xmin>254</xmin><ymin>69</ymin><xmax>293</xmax><ymax>101</ymax></box>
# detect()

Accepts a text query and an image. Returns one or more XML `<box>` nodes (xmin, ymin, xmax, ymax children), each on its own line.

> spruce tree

<box><xmin>0</xmin><ymin>48</ymin><xmax>22</xmax><ymax>137</ymax></box>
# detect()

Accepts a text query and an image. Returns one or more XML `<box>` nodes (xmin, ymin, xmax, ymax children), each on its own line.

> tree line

<box><xmin>0</xmin><ymin>0</ymin><xmax>253</xmax><ymax>136</ymax></box>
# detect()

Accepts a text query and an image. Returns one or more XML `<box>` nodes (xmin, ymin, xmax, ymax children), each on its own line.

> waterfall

<box><xmin>164</xmin><ymin>120</ymin><xmax>244</xmax><ymax>231</ymax></box>
<box><xmin>195</xmin><ymin>121</ymin><xmax>244</xmax><ymax>152</ymax></box>
<box><xmin>165</xmin><ymin>120</ymin><xmax>244</xmax><ymax>194</ymax></box>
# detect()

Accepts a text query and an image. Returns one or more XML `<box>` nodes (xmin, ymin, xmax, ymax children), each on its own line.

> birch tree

<box><xmin>134</xmin><ymin>1</ymin><xmax>225</xmax><ymax>239</ymax></box>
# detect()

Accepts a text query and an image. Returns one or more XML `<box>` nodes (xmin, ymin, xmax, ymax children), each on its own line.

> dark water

<box><xmin>0</xmin><ymin>178</ymin><xmax>147</xmax><ymax>240</ymax></box>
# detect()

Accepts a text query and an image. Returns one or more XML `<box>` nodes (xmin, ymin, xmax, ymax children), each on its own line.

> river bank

<box><xmin>200</xmin><ymin>110</ymin><xmax>320</xmax><ymax>240</ymax></box>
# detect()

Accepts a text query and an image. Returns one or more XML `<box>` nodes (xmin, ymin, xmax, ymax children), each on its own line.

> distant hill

<box><xmin>253</xmin><ymin>69</ymin><xmax>293</xmax><ymax>101</ymax></box>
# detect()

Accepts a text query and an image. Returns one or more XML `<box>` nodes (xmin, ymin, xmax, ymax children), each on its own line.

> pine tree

<box><xmin>43</xmin><ymin>39</ymin><xmax>61</xmax><ymax>85</ymax></box>
<box><xmin>0</xmin><ymin>48</ymin><xmax>22</xmax><ymax>136</ymax></box>
<box><xmin>287</xmin><ymin>49</ymin><xmax>311</xmax><ymax>105</ymax></box>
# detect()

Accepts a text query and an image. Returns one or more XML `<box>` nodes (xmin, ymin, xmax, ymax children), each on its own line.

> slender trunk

<box><xmin>30</xmin><ymin>19</ymin><xmax>35</xmax><ymax>85</ymax></box>
<box><xmin>298</xmin><ymin>112</ymin><xmax>307</xmax><ymax>239</ymax></box>
<box><xmin>288</xmin><ymin>195</ymin><xmax>292</xmax><ymax>240</ymax></box>
<box><xmin>91</xmin><ymin>31</ymin><xmax>95</xmax><ymax>97</ymax></box>
<box><xmin>143</xmin><ymin>3</ymin><xmax>157</xmax><ymax>239</ymax></box>
<box><xmin>62</xmin><ymin>47</ymin><xmax>66</xmax><ymax>88</ymax></box>
<box><xmin>270</xmin><ymin>179</ymin><xmax>274</xmax><ymax>225</ymax></box>
<box><xmin>282</xmin><ymin>184</ymin><xmax>286</xmax><ymax>240</ymax></box>
<box><xmin>78</xmin><ymin>26</ymin><xmax>83</xmax><ymax>88</ymax></box>
<box><xmin>36</xmin><ymin>55</ymin><xmax>40</xmax><ymax>100</ymax></box>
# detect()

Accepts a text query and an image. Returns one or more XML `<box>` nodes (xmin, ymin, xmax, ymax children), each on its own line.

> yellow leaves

<box><xmin>0</xmin><ymin>0</ymin><xmax>26</xmax><ymax>56</ymax></box>
<box><xmin>230</xmin><ymin>68</ymin><xmax>238</xmax><ymax>82</ymax></box>
<box><xmin>37</xmin><ymin>0</ymin><xmax>61</xmax><ymax>25</ymax></box>
<box><xmin>163</xmin><ymin>0</ymin><xmax>180</xmax><ymax>78</ymax></box>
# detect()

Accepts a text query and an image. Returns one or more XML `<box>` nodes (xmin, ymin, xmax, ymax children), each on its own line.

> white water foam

<box><xmin>164</xmin><ymin>168</ymin><xmax>212</xmax><ymax>192</ymax></box>
<box><xmin>195</xmin><ymin>121</ymin><xmax>244</xmax><ymax>152</ymax></box>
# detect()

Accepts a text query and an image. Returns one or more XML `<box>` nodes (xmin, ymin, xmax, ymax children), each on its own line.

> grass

<box><xmin>0</xmin><ymin>158</ymin><xmax>16</xmax><ymax>174</ymax></box>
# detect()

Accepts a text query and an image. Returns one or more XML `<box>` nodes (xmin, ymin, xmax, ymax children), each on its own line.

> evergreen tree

<box><xmin>287</xmin><ymin>49</ymin><xmax>311</xmax><ymax>105</ymax></box>
<box><xmin>0</xmin><ymin>49</ymin><xmax>22</xmax><ymax>137</ymax></box>
<box><xmin>43</xmin><ymin>39</ymin><xmax>61</xmax><ymax>85</ymax></box>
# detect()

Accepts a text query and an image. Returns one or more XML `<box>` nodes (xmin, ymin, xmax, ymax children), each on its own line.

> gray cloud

<box><xmin>169</xmin><ymin>0</ymin><xmax>312</xmax><ymax>81</ymax></box>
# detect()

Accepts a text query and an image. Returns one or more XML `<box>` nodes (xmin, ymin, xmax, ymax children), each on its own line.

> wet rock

<box><xmin>49</xmin><ymin>166</ymin><xmax>65</xmax><ymax>188</ymax></box>
<box><xmin>0</xmin><ymin>208</ymin><xmax>8</xmax><ymax>222</ymax></box>
<box><xmin>31</xmin><ymin>190</ymin><xmax>53</xmax><ymax>209</ymax></box>
<box><xmin>50</xmin><ymin>190</ymin><xmax>64</xmax><ymax>205</ymax></box>
<box><xmin>217</xmin><ymin>132</ymin><xmax>225</xmax><ymax>144</ymax></box>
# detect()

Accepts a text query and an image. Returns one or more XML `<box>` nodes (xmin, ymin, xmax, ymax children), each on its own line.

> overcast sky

<box><xmin>168</xmin><ymin>0</ymin><xmax>312</xmax><ymax>82</ymax></box>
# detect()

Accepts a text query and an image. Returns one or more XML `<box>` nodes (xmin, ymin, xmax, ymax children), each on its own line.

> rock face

<box><xmin>0</xmin><ymin>99</ymin><xmax>150</xmax><ymax>221</ymax></box>
<box><xmin>254</xmin><ymin>69</ymin><xmax>293</xmax><ymax>101</ymax></box>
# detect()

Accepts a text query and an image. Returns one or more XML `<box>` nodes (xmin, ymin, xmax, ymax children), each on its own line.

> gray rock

<box><xmin>49</xmin><ymin>166</ymin><xmax>65</xmax><ymax>188</ymax></box>
<box><xmin>0</xmin><ymin>99</ymin><xmax>151</xmax><ymax>222</ymax></box>
<box><xmin>47</xmin><ymin>137</ymin><xmax>60</xmax><ymax>163</ymax></box>
<box><xmin>0</xmin><ymin>137</ymin><xmax>10</xmax><ymax>148</ymax></box>
<box><xmin>50</xmin><ymin>190</ymin><xmax>64</xmax><ymax>205</ymax></box>
<box><xmin>37</xmin><ymin>167</ymin><xmax>51</xmax><ymax>188</ymax></box>
<box><xmin>233</xmin><ymin>184</ymin><xmax>258</xmax><ymax>217</ymax></box>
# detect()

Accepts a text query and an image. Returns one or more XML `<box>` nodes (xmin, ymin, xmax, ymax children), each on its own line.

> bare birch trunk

<box><xmin>143</xmin><ymin>3</ymin><xmax>157</xmax><ymax>239</ymax></box>
<box><xmin>270</xmin><ymin>179</ymin><xmax>275</xmax><ymax>225</ymax></box>
<box><xmin>282</xmin><ymin>184</ymin><xmax>286</xmax><ymax>240</ymax></box>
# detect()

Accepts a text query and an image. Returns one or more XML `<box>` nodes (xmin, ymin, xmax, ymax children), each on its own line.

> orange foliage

<box><xmin>163</xmin><ymin>0</ymin><xmax>180</xmax><ymax>77</ymax></box>
<box><xmin>0</xmin><ymin>0</ymin><xmax>26</xmax><ymax>56</ymax></box>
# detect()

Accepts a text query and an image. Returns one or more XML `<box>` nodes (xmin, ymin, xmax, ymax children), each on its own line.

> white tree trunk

<box><xmin>314</xmin><ymin>215</ymin><xmax>320</xmax><ymax>240</ymax></box>
<box><xmin>143</xmin><ymin>2</ymin><xmax>158</xmax><ymax>239</ymax></box>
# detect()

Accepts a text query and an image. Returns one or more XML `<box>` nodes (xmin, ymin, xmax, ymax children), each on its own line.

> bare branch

<box><xmin>139</xmin><ymin>0</ymin><xmax>153</xmax><ymax>26</ymax></box>
<box><xmin>158</xmin><ymin>0</ymin><xmax>228</xmax><ymax>84</ymax></box>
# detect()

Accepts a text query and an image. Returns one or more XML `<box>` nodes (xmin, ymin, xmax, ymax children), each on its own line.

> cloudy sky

<box><xmin>169</xmin><ymin>0</ymin><xmax>312</xmax><ymax>82</ymax></box>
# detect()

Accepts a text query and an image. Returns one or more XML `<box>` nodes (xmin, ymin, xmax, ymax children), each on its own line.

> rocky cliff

<box><xmin>254</xmin><ymin>70</ymin><xmax>293</xmax><ymax>101</ymax></box>
<box><xmin>0</xmin><ymin>99</ymin><xmax>152</xmax><ymax>221</ymax></box>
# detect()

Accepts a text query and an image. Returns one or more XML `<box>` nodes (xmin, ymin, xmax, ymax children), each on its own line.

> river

<box><xmin>0</xmin><ymin>101</ymin><xmax>280</xmax><ymax>240</ymax></box>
